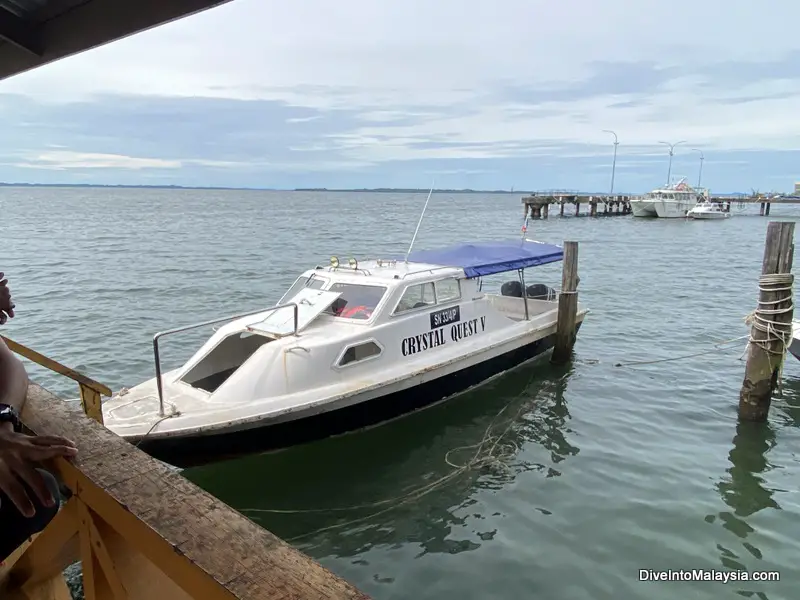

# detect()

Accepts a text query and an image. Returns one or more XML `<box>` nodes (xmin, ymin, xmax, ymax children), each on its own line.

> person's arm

<box><xmin>0</xmin><ymin>337</ymin><xmax>27</xmax><ymax>413</ymax></box>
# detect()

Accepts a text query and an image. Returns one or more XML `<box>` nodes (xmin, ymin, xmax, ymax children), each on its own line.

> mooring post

<box><xmin>739</xmin><ymin>221</ymin><xmax>795</xmax><ymax>421</ymax></box>
<box><xmin>552</xmin><ymin>241</ymin><xmax>579</xmax><ymax>364</ymax></box>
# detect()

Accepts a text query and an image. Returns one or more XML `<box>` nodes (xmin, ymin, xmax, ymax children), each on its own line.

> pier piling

<box><xmin>552</xmin><ymin>241</ymin><xmax>579</xmax><ymax>364</ymax></box>
<box><xmin>739</xmin><ymin>221</ymin><xmax>795</xmax><ymax>421</ymax></box>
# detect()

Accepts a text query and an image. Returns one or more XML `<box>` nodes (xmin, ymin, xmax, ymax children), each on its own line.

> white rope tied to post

<box><xmin>743</xmin><ymin>272</ymin><xmax>794</xmax><ymax>394</ymax></box>
<box><xmin>743</xmin><ymin>272</ymin><xmax>795</xmax><ymax>356</ymax></box>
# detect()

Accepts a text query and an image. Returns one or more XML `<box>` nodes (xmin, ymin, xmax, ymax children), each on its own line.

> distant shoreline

<box><xmin>0</xmin><ymin>183</ymin><xmax>754</xmax><ymax>196</ymax></box>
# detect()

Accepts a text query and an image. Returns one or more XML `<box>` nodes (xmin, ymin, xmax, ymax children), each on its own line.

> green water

<box><xmin>3</xmin><ymin>188</ymin><xmax>800</xmax><ymax>599</ymax></box>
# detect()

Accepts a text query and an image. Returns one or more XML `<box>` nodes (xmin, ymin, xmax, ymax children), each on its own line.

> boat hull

<box><xmin>688</xmin><ymin>211</ymin><xmax>728</xmax><ymax>220</ymax></box>
<box><xmin>631</xmin><ymin>200</ymin><xmax>657</xmax><ymax>217</ymax></box>
<box><xmin>789</xmin><ymin>321</ymin><xmax>800</xmax><ymax>361</ymax></box>
<box><xmin>653</xmin><ymin>199</ymin><xmax>695</xmax><ymax>218</ymax></box>
<box><xmin>134</xmin><ymin>322</ymin><xmax>582</xmax><ymax>468</ymax></box>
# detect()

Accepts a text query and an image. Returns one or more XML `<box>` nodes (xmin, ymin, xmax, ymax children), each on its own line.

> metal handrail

<box><xmin>399</xmin><ymin>265</ymin><xmax>461</xmax><ymax>280</ymax></box>
<box><xmin>153</xmin><ymin>303</ymin><xmax>299</xmax><ymax>417</ymax></box>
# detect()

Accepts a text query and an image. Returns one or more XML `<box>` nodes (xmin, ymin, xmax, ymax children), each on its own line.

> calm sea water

<box><xmin>3</xmin><ymin>187</ymin><xmax>800</xmax><ymax>600</ymax></box>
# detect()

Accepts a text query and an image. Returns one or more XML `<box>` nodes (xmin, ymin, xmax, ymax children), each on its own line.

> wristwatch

<box><xmin>0</xmin><ymin>403</ymin><xmax>22</xmax><ymax>432</ymax></box>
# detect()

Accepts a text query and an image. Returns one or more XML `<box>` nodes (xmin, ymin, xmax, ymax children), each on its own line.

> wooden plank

<box><xmin>552</xmin><ymin>241</ymin><xmax>579</xmax><ymax>363</ymax></box>
<box><xmin>13</xmin><ymin>383</ymin><xmax>370</xmax><ymax>600</ymax></box>
<box><xmin>79</xmin><ymin>385</ymin><xmax>104</xmax><ymax>425</ymax></box>
<box><xmin>739</xmin><ymin>221</ymin><xmax>796</xmax><ymax>420</ymax></box>
<box><xmin>1</xmin><ymin>336</ymin><xmax>112</xmax><ymax>396</ymax></box>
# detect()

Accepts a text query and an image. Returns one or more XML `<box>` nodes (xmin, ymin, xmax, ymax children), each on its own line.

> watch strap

<box><xmin>0</xmin><ymin>403</ymin><xmax>22</xmax><ymax>432</ymax></box>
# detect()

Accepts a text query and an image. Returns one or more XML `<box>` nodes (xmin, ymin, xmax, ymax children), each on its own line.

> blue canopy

<box><xmin>404</xmin><ymin>239</ymin><xmax>563</xmax><ymax>278</ymax></box>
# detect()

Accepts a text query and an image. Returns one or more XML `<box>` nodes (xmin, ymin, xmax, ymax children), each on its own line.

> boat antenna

<box><xmin>404</xmin><ymin>181</ymin><xmax>435</xmax><ymax>263</ymax></box>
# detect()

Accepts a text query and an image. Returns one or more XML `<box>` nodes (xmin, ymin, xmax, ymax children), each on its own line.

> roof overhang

<box><xmin>0</xmin><ymin>0</ymin><xmax>232</xmax><ymax>82</ymax></box>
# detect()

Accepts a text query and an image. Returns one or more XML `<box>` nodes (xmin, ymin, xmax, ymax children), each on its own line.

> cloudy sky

<box><xmin>0</xmin><ymin>0</ymin><xmax>798</xmax><ymax>192</ymax></box>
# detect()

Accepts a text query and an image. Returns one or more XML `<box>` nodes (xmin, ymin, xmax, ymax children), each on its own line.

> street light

<box><xmin>602</xmin><ymin>129</ymin><xmax>619</xmax><ymax>195</ymax></box>
<box><xmin>658</xmin><ymin>140</ymin><xmax>686</xmax><ymax>186</ymax></box>
<box><xmin>691</xmin><ymin>148</ymin><xmax>704</xmax><ymax>188</ymax></box>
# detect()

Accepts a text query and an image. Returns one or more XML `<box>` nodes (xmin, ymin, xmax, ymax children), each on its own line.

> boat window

<box><xmin>395</xmin><ymin>282</ymin><xmax>436</xmax><ymax>314</ymax></box>
<box><xmin>324</xmin><ymin>283</ymin><xmax>387</xmax><ymax>320</ymax></box>
<box><xmin>435</xmin><ymin>278</ymin><xmax>461</xmax><ymax>303</ymax></box>
<box><xmin>279</xmin><ymin>275</ymin><xmax>328</xmax><ymax>304</ymax></box>
<box><xmin>338</xmin><ymin>341</ymin><xmax>382</xmax><ymax>366</ymax></box>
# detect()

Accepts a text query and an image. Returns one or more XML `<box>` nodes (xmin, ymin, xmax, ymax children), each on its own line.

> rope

<box><xmin>613</xmin><ymin>334</ymin><xmax>749</xmax><ymax>367</ymax></box>
<box><xmin>743</xmin><ymin>272</ymin><xmax>794</xmax><ymax>356</ymax></box>
<box><xmin>238</xmin><ymin>375</ymin><xmax>549</xmax><ymax>543</ymax></box>
<box><xmin>742</xmin><ymin>272</ymin><xmax>795</xmax><ymax>393</ymax></box>
<box><xmin>134</xmin><ymin>410</ymin><xmax>181</xmax><ymax>448</ymax></box>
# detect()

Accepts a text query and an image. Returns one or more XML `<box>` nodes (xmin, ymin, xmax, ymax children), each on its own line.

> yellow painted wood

<box><xmin>1</xmin><ymin>336</ymin><xmax>112</xmax><ymax>396</ymax></box>
<box><xmin>6</xmin><ymin>574</ymin><xmax>72</xmax><ymax>600</ymax></box>
<box><xmin>5</xmin><ymin>499</ymin><xmax>79</xmax><ymax>589</ymax></box>
<box><xmin>77</xmin><ymin>501</ymin><xmax>128</xmax><ymax>600</ymax></box>
<box><xmin>79</xmin><ymin>384</ymin><xmax>104</xmax><ymax>425</ymax></box>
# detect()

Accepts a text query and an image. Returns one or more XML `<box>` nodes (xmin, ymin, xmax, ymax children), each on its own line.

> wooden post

<box><xmin>559</xmin><ymin>200</ymin><xmax>565</xmax><ymax>216</ymax></box>
<box><xmin>589</xmin><ymin>198</ymin><xmax>597</xmax><ymax>217</ymax></box>
<box><xmin>552</xmin><ymin>241</ymin><xmax>579</xmax><ymax>364</ymax></box>
<box><xmin>739</xmin><ymin>221</ymin><xmax>795</xmax><ymax>421</ymax></box>
<box><xmin>574</xmin><ymin>201</ymin><xmax>580</xmax><ymax>216</ymax></box>
<box><xmin>542</xmin><ymin>203</ymin><xmax>549</xmax><ymax>218</ymax></box>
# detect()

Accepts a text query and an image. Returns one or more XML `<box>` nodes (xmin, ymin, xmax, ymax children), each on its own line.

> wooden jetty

<box><xmin>522</xmin><ymin>192</ymin><xmax>633</xmax><ymax>219</ymax></box>
<box><xmin>522</xmin><ymin>191</ymin><xmax>800</xmax><ymax>219</ymax></box>
<box><xmin>0</xmin><ymin>340</ymin><xmax>370</xmax><ymax>600</ymax></box>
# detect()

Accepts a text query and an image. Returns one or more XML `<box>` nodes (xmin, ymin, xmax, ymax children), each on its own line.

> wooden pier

<box><xmin>522</xmin><ymin>193</ymin><xmax>633</xmax><ymax>219</ymax></box>
<box><xmin>0</xmin><ymin>339</ymin><xmax>370</xmax><ymax>600</ymax></box>
<box><xmin>522</xmin><ymin>191</ymin><xmax>800</xmax><ymax>219</ymax></box>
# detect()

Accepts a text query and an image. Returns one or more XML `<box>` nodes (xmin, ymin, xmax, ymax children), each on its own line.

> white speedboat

<box><xmin>789</xmin><ymin>320</ymin><xmax>800</xmax><ymax>361</ymax></box>
<box><xmin>632</xmin><ymin>179</ymin><xmax>702</xmax><ymax>218</ymax></box>
<box><xmin>687</xmin><ymin>200</ymin><xmax>729</xmax><ymax>220</ymax></box>
<box><xmin>102</xmin><ymin>239</ymin><xmax>588</xmax><ymax>467</ymax></box>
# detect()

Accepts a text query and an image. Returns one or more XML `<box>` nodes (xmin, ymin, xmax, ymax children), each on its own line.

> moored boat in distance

<box><xmin>686</xmin><ymin>200</ymin><xmax>730</xmax><ymax>220</ymax></box>
<box><xmin>102</xmin><ymin>239</ymin><xmax>588</xmax><ymax>467</ymax></box>
<box><xmin>632</xmin><ymin>179</ymin><xmax>704</xmax><ymax>218</ymax></box>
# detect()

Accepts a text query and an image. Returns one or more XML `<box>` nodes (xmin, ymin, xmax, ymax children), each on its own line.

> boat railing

<box><xmin>153</xmin><ymin>302</ymin><xmax>299</xmax><ymax>417</ymax></box>
<box><xmin>399</xmin><ymin>265</ymin><xmax>460</xmax><ymax>279</ymax></box>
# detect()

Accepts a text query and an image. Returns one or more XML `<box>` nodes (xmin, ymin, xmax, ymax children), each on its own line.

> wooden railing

<box><xmin>1</xmin><ymin>336</ymin><xmax>110</xmax><ymax>424</ymax></box>
<box><xmin>0</xmin><ymin>339</ymin><xmax>370</xmax><ymax>600</ymax></box>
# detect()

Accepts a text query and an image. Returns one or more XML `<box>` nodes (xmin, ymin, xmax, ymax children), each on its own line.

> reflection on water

<box><xmin>186</xmin><ymin>359</ymin><xmax>580</xmax><ymax>563</ymax></box>
<box><xmin>709</xmin><ymin>408</ymin><xmax>786</xmax><ymax>598</ymax></box>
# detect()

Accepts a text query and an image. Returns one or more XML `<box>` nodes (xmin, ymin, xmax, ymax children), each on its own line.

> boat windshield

<box><xmin>279</xmin><ymin>275</ymin><xmax>328</xmax><ymax>304</ymax></box>
<box><xmin>324</xmin><ymin>283</ymin><xmax>387</xmax><ymax>320</ymax></box>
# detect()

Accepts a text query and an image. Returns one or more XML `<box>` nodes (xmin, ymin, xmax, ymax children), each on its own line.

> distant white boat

<box><xmin>686</xmin><ymin>200</ymin><xmax>730</xmax><ymax>220</ymax></box>
<box><xmin>631</xmin><ymin>179</ymin><xmax>703</xmax><ymax>218</ymax></box>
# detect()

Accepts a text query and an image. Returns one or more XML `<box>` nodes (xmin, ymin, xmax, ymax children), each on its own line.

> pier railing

<box><xmin>0</xmin><ymin>338</ymin><xmax>369</xmax><ymax>600</ymax></box>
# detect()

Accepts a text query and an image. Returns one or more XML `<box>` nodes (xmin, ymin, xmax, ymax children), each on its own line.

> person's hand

<box><xmin>0</xmin><ymin>423</ymin><xmax>77</xmax><ymax>516</ymax></box>
<box><xmin>0</xmin><ymin>452</ymin><xmax>57</xmax><ymax>517</ymax></box>
<box><xmin>0</xmin><ymin>424</ymin><xmax>77</xmax><ymax>461</ymax></box>
<box><xmin>0</xmin><ymin>273</ymin><xmax>15</xmax><ymax>325</ymax></box>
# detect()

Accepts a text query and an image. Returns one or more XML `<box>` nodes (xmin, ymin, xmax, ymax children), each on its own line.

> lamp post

<box><xmin>691</xmin><ymin>148</ymin><xmax>704</xmax><ymax>188</ymax></box>
<box><xmin>658</xmin><ymin>140</ymin><xmax>686</xmax><ymax>186</ymax></box>
<box><xmin>602</xmin><ymin>129</ymin><xmax>619</xmax><ymax>195</ymax></box>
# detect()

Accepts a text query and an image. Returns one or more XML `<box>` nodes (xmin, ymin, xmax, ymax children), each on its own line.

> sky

<box><xmin>0</xmin><ymin>0</ymin><xmax>799</xmax><ymax>192</ymax></box>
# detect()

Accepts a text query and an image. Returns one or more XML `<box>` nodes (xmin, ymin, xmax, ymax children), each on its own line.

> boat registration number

<box><xmin>430</xmin><ymin>305</ymin><xmax>461</xmax><ymax>329</ymax></box>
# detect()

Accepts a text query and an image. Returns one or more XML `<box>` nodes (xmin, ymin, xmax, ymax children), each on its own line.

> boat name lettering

<box><xmin>401</xmin><ymin>316</ymin><xmax>486</xmax><ymax>357</ymax></box>
<box><xmin>430</xmin><ymin>306</ymin><xmax>461</xmax><ymax>330</ymax></box>
<box><xmin>450</xmin><ymin>316</ymin><xmax>486</xmax><ymax>343</ymax></box>
<box><xmin>401</xmin><ymin>329</ymin><xmax>447</xmax><ymax>356</ymax></box>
